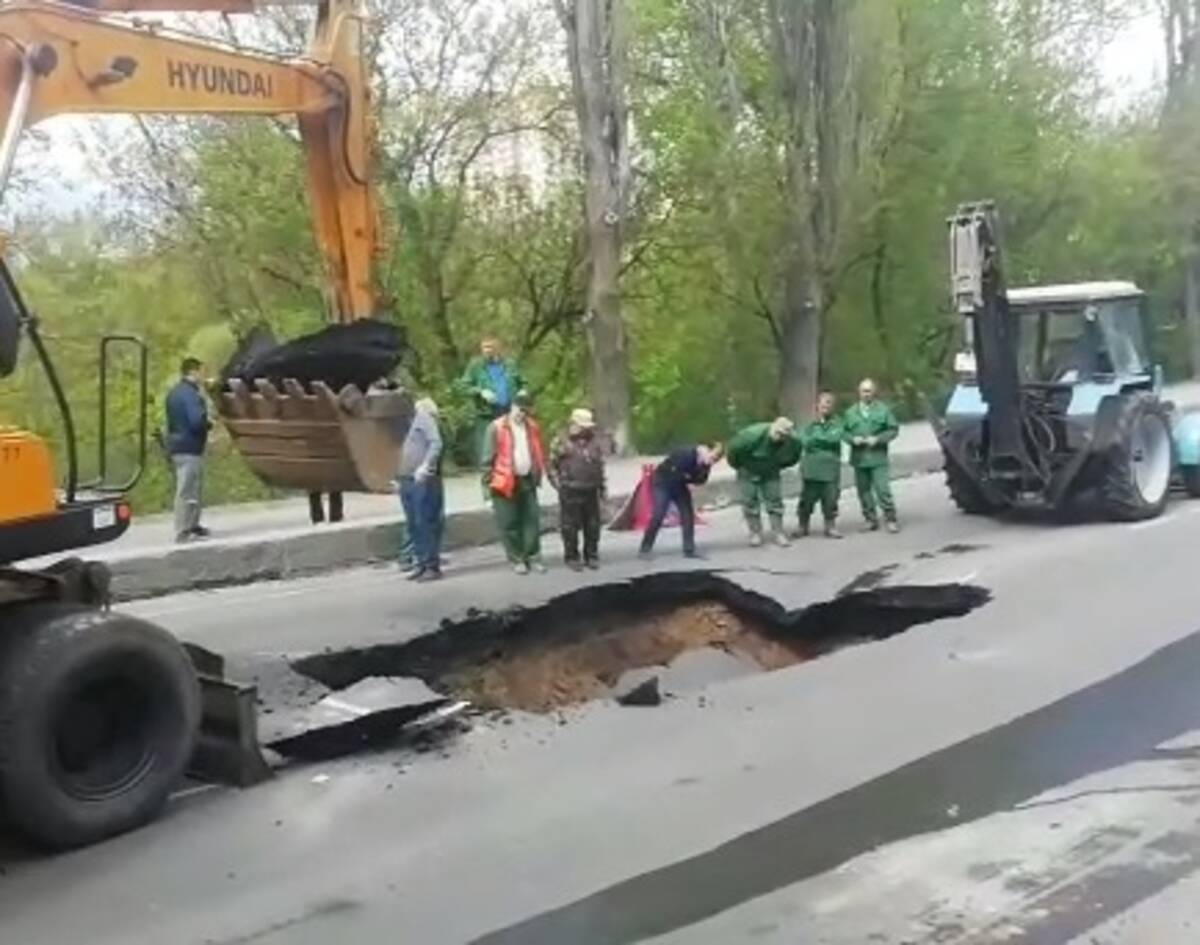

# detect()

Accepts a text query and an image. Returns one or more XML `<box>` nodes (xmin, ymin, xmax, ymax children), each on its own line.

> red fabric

<box><xmin>489</xmin><ymin>416</ymin><xmax>545</xmax><ymax>499</ymax></box>
<box><xmin>632</xmin><ymin>464</ymin><xmax>703</xmax><ymax>530</ymax></box>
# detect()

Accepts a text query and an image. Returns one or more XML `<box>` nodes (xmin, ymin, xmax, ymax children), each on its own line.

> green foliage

<box><xmin>1</xmin><ymin>0</ymin><xmax>1189</xmax><ymax>509</ymax></box>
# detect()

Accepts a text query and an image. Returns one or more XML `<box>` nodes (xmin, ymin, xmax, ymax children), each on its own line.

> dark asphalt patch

<box><xmin>836</xmin><ymin>565</ymin><xmax>900</xmax><ymax>596</ymax></box>
<box><xmin>466</xmin><ymin>627</ymin><xmax>1200</xmax><ymax>945</ymax></box>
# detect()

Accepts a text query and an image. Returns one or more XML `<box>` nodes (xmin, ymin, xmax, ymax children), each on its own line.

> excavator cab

<box><xmin>0</xmin><ymin>256</ymin><xmax>141</xmax><ymax>561</ymax></box>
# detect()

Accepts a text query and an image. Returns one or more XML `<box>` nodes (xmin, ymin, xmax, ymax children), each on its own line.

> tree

<box><xmin>1161</xmin><ymin>0</ymin><xmax>1200</xmax><ymax>377</ymax></box>
<box><xmin>555</xmin><ymin>0</ymin><xmax>635</xmax><ymax>453</ymax></box>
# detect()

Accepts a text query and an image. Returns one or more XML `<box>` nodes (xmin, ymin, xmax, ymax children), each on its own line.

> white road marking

<box><xmin>320</xmin><ymin>697</ymin><xmax>370</xmax><ymax>717</ymax></box>
<box><xmin>948</xmin><ymin>571</ymin><xmax>978</xmax><ymax>585</ymax></box>
<box><xmin>170</xmin><ymin>783</ymin><xmax>220</xmax><ymax>801</ymax></box>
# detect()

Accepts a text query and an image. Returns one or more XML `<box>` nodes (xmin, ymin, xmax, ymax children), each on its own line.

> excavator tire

<box><xmin>0</xmin><ymin>603</ymin><xmax>199</xmax><ymax>849</ymax></box>
<box><xmin>943</xmin><ymin>450</ymin><xmax>1005</xmax><ymax>516</ymax></box>
<box><xmin>1098</xmin><ymin>393</ymin><xmax>1173</xmax><ymax>522</ymax></box>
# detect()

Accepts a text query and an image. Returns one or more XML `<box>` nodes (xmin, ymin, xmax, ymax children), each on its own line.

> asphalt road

<box><xmin>5</xmin><ymin>473</ymin><xmax>1200</xmax><ymax>944</ymax></box>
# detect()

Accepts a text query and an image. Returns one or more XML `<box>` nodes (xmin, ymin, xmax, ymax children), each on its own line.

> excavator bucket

<box><xmin>216</xmin><ymin>378</ymin><xmax>413</xmax><ymax>493</ymax></box>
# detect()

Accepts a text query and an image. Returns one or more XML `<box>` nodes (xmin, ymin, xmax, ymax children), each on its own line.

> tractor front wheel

<box><xmin>1099</xmin><ymin>394</ymin><xmax>1173</xmax><ymax>522</ymax></box>
<box><xmin>944</xmin><ymin>450</ymin><xmax>1006</xmax><ymax>516</ymax></box>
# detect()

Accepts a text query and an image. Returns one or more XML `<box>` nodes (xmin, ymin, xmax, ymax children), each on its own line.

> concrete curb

<box><xmin>108</xmin><ymin>447</ymin><xmax>945</xmax><ymax>602</ymax></box>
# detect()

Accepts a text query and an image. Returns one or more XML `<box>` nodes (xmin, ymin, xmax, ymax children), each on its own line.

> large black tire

<box><xmin>0</xmin><ymin>603</ymin><xmax>200</xmax><ymax>849</ymax></box>
<box><xmin>1098</xmin><ymin>393</ymin><xmax>1174</xmax><ymax>522</ymax></box>
<box><xmin>944</xmin><ymin>453</ymin><xmax>1005</xmax><ymax>516</ymax></box>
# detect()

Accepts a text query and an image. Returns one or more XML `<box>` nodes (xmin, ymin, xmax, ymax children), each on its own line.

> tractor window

<box><xmin>1094</xmin><ymin>299</ymin><xmax>1149</xmax><ymax>377</ymax></box>
<box><xmin>1015</xmin><ymin>308</ymin><xmax>1097</xmax><ymax>384</ymax></box>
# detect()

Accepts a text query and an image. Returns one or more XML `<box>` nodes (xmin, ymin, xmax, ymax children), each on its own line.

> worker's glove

<box><xmin>415</xmin><ymin>467</ymin><xmax>430</xmax><ymax>483</ymax></box>
<box><xmin>480</xmin><ymin>389</ymin><xmax>497</xmax><ymax>404</ymax></box>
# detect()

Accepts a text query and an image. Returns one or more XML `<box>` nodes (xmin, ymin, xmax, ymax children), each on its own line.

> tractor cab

<box><xmin>1005</xmin><ymin>282</ymin><xmax>1151</xmax><ymax>387</ymax></box>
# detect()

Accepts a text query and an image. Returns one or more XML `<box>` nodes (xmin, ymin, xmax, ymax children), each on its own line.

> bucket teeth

<box><xmin>214</xmin><ymin>375</ymin><xmax>413</xmax><ymax>493</ymax></box>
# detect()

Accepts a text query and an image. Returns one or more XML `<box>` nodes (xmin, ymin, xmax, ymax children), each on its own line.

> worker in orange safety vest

<box><xmin>482</xmin><ymin>392</ymin><xmax>547</xmax><ymax>574</ymax></box>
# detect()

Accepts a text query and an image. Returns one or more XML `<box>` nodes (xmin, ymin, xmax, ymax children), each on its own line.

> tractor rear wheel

<box><xmin>0</xmin><ymin>603</ymin><xmax>200</xmax><ymax>849</ymax></box>
<box><xmin>944</xmin><ymin>451</ymin><xmax>1005</xmax><ymax>515</ymax></box>
<box><xmin>1099</xmin><ymin>393</ymin><xmax>1173</xmax><ymax>522</ymax></box>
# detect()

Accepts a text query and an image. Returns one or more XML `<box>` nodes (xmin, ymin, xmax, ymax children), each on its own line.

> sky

<box><xmin>12</xmin><ymin>6</ymin><xmax>1170</xmax><ymax>221</ymax></box>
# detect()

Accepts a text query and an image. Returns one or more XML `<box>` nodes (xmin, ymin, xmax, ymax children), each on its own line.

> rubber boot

<box><xmin>747</xmin><ymin>518</ymin><xmax>764</xmax><ymax>547</ymax></box>
<box><xmin>769</xmin><ymin>515</ymin><xmax>791</xmax><ymax>547</ymax></box>
<box><xmin>885</xmin><ymin>519</ymin><xmax>900</xmax><ymax>534</ymax></box>
<box><xmin>793</xmin><ymin>517</ymin><xmax>810</xmax><ymax>540</ymax></box>
<box><xmin>824</xmin><ymin>520</ymin><xmax>844</xmax><ymax>540</ymax></box>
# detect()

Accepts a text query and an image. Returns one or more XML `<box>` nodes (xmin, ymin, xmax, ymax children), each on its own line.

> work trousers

<box><xmin>854</xmin><ymin>464</ymin><xmax>896</xmax><ymax>524</ymax></box>
<box><xmin>737</xmin><ymin>473</ymin><xmax>784</xmax><ymax>529</ymax></box>
<box><xmin>799</xmin><ymin>479</ymin><xmax>839</xmax><ymax>524</ymax></box>
<box><xmin>171</xmin><ymin>453</ymin><xmax>204</xmax><ymax>539</ymax></box>
<box><xmin>399</xmin><ymin>476</ymin><xmax>445</xmax><ymax>571</ymax></box>
<box><xmin>639</xmin><ymin>482</ymin><xmax>696</xmax><ymax>555</ymax></box>
<box><xmin>493</xmin><ymin>475</ymin><xmax>542</xmax><ymax>564</ymax></box>
<box><xmin>308</xmin><ymin>492</ymin><xmax>344</xmax><ymax>524</ymax></box>
<box><xmin>559</xmin><ymin>487</ymin><xmax>601</xmax><ymax>564</ymax></box>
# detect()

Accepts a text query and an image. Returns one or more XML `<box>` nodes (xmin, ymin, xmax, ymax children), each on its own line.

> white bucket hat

<box><xmin>570</xmin><ymin>408</ymin><xmax>596</xmax><ymax>428</ymax></box>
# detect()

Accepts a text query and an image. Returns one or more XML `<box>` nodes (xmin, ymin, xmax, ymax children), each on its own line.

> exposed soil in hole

<box><xmin>442</xmin><ymin>601</ymin><xmax>802</xmax><ymax>713</ymax></box>
<box><xmin>292</xmin><ymin>572</ymin><xmax>990</xmax><ymax>714</ymax></box>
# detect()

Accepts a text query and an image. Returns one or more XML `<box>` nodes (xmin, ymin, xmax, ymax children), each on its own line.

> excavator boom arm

<box><xmin>0</xmin><ymin>0</ymin><xmax>377</xmax><ymax>320</ymax></box>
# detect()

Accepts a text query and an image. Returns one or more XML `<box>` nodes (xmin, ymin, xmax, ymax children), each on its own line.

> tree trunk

<box><xmin>1162</xmin><ymin>0</ymin><xmax>1200</xmax><ymax>378</ymax></box>
<box><xmin>1186</xmin><ymin>227</ymin><xmax>1200</xmax><ymax>379</ymax></box>
<box><xmin>559</xmin><ymin>0</ymin><xmax>634</xmax><ymax>454</ymax></box>
<box><xmin>778</xmin><ymin>270</ymin><xmax>822</xmax><ymax>418</ymax></box>
<box><xmin>768</xmin><ymin>0</ymin><xmax>855</xmax><ymax>418</ymax></box>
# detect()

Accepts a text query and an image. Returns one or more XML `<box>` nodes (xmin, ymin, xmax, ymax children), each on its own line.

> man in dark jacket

<box><xmin>549</xmin><ymin>408</ymin><xmax>607</xmax><ymax>571</ymax></box>
<box><xmin>165</xmin><ymin>357</ymin><xmax>211</xmax><ymax>543</ymax></box>
<box><xmin>638</xmin><ymin>442</ymin><xmax>724</xmax><ymax>559</ymax></box>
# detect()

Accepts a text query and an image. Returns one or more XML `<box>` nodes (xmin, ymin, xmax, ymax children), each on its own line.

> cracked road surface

<box><xmin>4</xmin><ymin>473</ymin><xmax>1200</xmax><ymax>944</ymax></box>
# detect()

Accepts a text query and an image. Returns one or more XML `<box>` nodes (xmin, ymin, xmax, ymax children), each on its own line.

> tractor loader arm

<box><xmin>0</xmin><ymin>0</ymin><xmax>378</xmax><ymax>321</ymax></box>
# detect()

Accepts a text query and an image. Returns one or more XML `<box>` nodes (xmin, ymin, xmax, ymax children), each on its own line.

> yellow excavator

<box><xmin>0</xmin><ymin>0</ymin><xmax>407</xmax><ymax>848</ymax></box>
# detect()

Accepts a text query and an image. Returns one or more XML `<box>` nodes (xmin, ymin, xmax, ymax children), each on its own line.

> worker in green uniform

<box><xmin>843</xmin><ymin>377</ymin><xmax>900</xmax><ymax>533</ymax></box>
<box><xmin>727</xmin><ymin>416</ymin><xmax>803</xmax><ymax>547</ymax></box>
<box><xmin>797</xmin><ymin>391</ymin><xmax>844</xmax><ymax>539</ymax></box>
<box><xmin>458</xmin><ymin>337</ymin><xmax>527</xmax><ymax>465</ymax></box>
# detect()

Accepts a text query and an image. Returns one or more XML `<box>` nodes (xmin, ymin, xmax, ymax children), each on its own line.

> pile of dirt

<box><xmin>221</xmin><ymin>319</ymin><xmax>404</xmax><ymax>393</ymax></box>
<box><xmin>437</xmin><ymin>602</ymin><xmax>809</xmax><ymax>713</ymax></box>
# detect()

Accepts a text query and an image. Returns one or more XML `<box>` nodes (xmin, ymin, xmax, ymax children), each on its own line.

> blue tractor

<box><xmin>935</xmin><ymin>201</ymin><xmax>1200</xmax><ymax>520</ymax></box>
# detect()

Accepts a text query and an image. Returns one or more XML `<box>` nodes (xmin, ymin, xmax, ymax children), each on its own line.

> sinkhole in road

<box><xmin>291</xmin><ymin>572</ymin><xmax>990</xmax><ymax>714</ymax></box>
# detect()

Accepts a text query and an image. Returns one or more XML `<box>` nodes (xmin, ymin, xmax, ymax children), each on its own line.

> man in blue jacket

<box><xmin>165</xmin><ymin>357</ymin><xmax>212</xmax><ymax>543</ymax></box>
<box><xmin>638</xmin><ymin>442</ymin><xmax>724</xmax><ymax>559</ymax></box>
